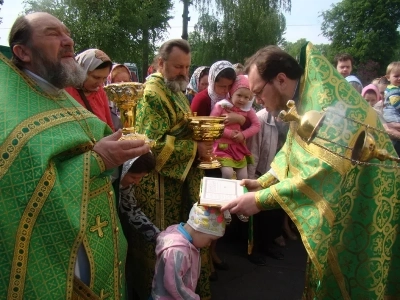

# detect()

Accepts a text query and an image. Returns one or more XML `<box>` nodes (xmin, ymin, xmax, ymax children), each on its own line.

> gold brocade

<box><xmin>156</xmin><ymin>135</ymin><xmax>176</xmax><ymax>172</ymax></box>
<box><xmin>257</xmin><ymin>43</ymin><xmax>400</xmax><ymax>299</ymax></box>
<box><xmin>0</xmin><ymin>107</ymin><xmax>93</xmax><ymax>180</ymax></box>
<box><xmin>292</xmin><ymin>176</ymin><xmax>335</xmax><ymax>227</ymax></box>
<box><xmin>7</xmin><ymin>162</ymin><xmax>56</xmax><ymax>300</ymax></box>
<box><xmin>66</xmin><ymin>151</ymin><xmax>92</xmax><ymax>299</ymax></box>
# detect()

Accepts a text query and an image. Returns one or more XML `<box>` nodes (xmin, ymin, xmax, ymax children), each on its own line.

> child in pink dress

<box><xmin>150</xmin><ymin>203</ymin><xmax>226</xmax><ymax>300</ymax></box>
<box><xmin>210</xmin><ymin>75</ymin><xmax>261</xmax><ymax>180</ymax></box>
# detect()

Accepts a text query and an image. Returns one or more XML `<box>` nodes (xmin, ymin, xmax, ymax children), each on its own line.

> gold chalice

<box><xmin>105</xmin><ymin>82</ymin><xmax>155</xmax><ymax>146</ymax></box>
<box><xmin>104</xmin><ymin>82</ymin><xmax>143</xmax><ymax>134</ymax></box>
<box><xmin>187</xmin><ymin>114</ymin><xmax>225</xmax><ymax>169</ymax></box>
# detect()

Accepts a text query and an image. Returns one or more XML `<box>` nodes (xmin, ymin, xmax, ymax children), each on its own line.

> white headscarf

<box><xmin>207</xmin><ymin>61</ymin><xmax>234</xmax><ymax>109</ymax></box>
<box><xmin>75</xmin><ymin>48</ymin><xmax>112</xmax><ymax>74</ymax></box>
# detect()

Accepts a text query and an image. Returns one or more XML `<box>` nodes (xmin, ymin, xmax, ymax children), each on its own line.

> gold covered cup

<box><xmin>187</xmin><ymin>114</ymin><xmax>225</xmax><ymax>169</ymax></box>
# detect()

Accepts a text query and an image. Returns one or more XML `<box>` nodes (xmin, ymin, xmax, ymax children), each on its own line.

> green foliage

<box><xmin>282</xmin><ymin>38</ymin><xmax>332</xmax><ymax>61</ymax></box>
<box><xmin>189</xmin><ymin>0</ymin><xmax>288</xmax><ymax>66</ymax></box>
<box><xmin>321</xmin><ymin>0</ymin><xmax>400</xmax><ymax>77</ymax></box>
<box><xmin>23</xmin><ymin>0</ymin><xmax>173</xmax><ymax>80</ymax></box>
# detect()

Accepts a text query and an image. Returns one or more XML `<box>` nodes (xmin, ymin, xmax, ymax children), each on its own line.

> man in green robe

<box><xmin>132</xmin><ymin>39</ymin><xmax>213</xmax><ymax>299</ymax></box>
<box><xmin>222</xmin><ymin>44</ymin><xmax>400</xmax><ymax>299</ymax></box>
<box><xmin>0</xmin><ymin>12</ymin><xmax>150</xmax><ymax>299</ymax></box>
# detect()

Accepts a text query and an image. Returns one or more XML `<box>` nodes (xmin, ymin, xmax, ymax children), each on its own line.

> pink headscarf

<box><xmin>361</xmin><ymin>84</ymin><xmax>380</xmax><ymax>101</ymax></box>
<box><xmin>230</xmin><ymin>75</ymin><xmax>250</xmax><ymax>96</ymax></box>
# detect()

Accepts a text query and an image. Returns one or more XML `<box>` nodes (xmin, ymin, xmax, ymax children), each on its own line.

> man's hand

<box><xmin>220</xmin><ymin>192</ymin><xmax>261</xmax><ymax>216</ymax></box>
<box><xmin>241</xmin><ymin>179</ymin><xmax>262</xmax><ymax>192</ymax></box>
<box><xmin>93</xmin><ymin>130</ymin><xmax>151</xmax><ymax>170</ymax></box>
<box><xmin>223</xmin><ymin>112</ymin><xmax>246</xmax><ymax>126</ymax></box>
<box><xmin>197</xmin><ymin>141</ymin><xmax>213</xmax><ymax>160</ymax></box>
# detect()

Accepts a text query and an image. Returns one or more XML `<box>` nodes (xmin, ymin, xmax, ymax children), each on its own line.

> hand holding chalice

<box><xmin>186</xmin><ymin>113</ymin><xmax>225</xmax><ymax>169</ymax></box>
<box><xmin>104</xmin><ymin>82</ymin><xmax>155</xmax><ymax>147</ymax></box>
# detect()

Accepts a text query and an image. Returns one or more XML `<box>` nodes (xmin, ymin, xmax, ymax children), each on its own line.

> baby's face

<box><xmin>193</xmin><ymin>232</ymin><xmax>220</xmax><ymax>248</ymax></box>
<box><xmin>389</xmin><ymin>69</ymin><xmax>400</xmax><ymax>87</ymax></box>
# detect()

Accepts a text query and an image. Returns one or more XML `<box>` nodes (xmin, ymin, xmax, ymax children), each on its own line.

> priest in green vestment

<box><xmin>132</xmin><ymin>39</ymin><xmax>213</xmax><ymax>299</ymax></box>
<box><xmin>222</xmin><ymin>44</ymin><xmax>400</xmax><ymax>299</ymax></box>
<box><xmin>0</xmin><ymin>12</ymin><xmax>150</xmax><ymax>299</ymax></box>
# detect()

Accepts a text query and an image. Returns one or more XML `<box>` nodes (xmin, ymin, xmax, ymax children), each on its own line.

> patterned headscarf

<box><xmin>187</xmin><ymin>66</ymin><xmax>209</xmax><ymax>94</ymax></box>
<box><xmin>187</xmin><ymin>203</ymin><xmax>226</xmax><ymax>237</ymax></box>
<box><xmin>207</xmin><ymin>60</ymin><xmax>235</xmax><ymax>109</ymax></box>
<box><xmin>75</xmin><ymin>48</ymin><xmax>112</xmax><ymax>74</ymax></box>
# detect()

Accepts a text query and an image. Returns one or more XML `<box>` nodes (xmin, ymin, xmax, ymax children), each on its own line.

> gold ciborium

<box><xmin>187</xmin><ymin>114</ymin><xmax>225</xmax><ymax>169</ymax></box>
<box><xmin>104</xmin><ymin>82</ymin><xmax>144</xmax><ymax>134</ymax></box>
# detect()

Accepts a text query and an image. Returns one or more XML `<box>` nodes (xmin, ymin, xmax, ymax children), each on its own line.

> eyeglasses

<box><xmin>253</xmin><ymin>81</ymin><xmax>268</xmax><ymax>98</ymax></box>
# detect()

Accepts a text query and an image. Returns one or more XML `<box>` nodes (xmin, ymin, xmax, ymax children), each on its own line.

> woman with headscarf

<box><xmin>186</xmin><ymin>66</ymin><xmax>210</xmax><ymax>104</ymax></box>
<box><xmin>191</xmin><ymin>61</ymin><xmax>236</xmax><ymax>116</ymax></box>
<box><xmin>65</xmin><ymin>48</ymin><xmax>114</xmax><ymax>131</ymax></box>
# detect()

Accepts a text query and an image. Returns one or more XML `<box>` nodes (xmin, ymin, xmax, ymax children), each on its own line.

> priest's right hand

<box><xmin>93</xmin><ymin>130</ymin><xmax>151</xmax><ymax>170</ymax></box>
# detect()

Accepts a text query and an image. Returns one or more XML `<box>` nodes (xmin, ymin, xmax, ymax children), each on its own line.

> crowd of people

<box><xmin>1</xmin><ymin>11</ymin><xmax>399</xmax><ymax>300</ymax></box>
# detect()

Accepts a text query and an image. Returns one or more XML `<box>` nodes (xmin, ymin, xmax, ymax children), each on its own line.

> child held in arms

<box><xmin>210</xmin><ymin>75</ymin><xmax>261</xmax><ymax>181</ymax></box>
<box><xmin>150</xmin><ymin>203</ymin><xmax>226</xmax><ymax>300</ymax></box>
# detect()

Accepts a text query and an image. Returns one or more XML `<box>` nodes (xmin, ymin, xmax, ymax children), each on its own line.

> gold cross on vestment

<box><xmin>90</xmin><ymin>215</ymin><xmax>108</xmax><ymax>238</ymax></box>
<box><xmin>99</xmin><ymin>289</ymin><xmax>110</xmax><ymax>299</ymax></box>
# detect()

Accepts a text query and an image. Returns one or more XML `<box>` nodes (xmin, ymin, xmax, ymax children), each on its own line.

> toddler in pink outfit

<box><xmin>150</xmin><ymin>203</ymin><xmax>226</xmax><ymax>300</ymax></box>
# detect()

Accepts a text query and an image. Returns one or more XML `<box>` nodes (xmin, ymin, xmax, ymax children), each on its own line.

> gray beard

<box><xmin>31</xmin><ymin>48</ymin><xmax>87</xmax><ymax>89</ymax></box>
<box><xmin>164</xmin><ymin>78</ymin><xmax>188</xmax><ymax>93</ymax></box>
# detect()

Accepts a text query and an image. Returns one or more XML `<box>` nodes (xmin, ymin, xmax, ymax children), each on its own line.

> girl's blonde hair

<box><xmin>386</xmin><ymin>62</ymin><xmax>400</xmax><ymax>75</ymax></box>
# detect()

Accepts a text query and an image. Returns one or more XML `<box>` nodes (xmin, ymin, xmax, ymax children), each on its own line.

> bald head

<box><xmin>8</xmin><ymin>12</ymin><xmax>85</xmax><ymax>89</ymax></box>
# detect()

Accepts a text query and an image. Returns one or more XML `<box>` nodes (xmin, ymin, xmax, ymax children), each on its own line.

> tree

<box><xmin>282</xmin><ymin>38</ymin><xmax>332</xmax><ymax>61</ymax></box>
<box><xmin>0</xmin><ymin>0</ymin><xmax>3</xmax><ymax>25</ymax></box>
<box><xmin>24</xmin><ymin>0</ymin><xmax>173</xmax><ymax>81</ymax></box>
<box><xmin>321</xmin><ymin>0</ymin><xmax>400</xmax><ymax>79</ymax></box>
<box><xmin>189</xmin><ymin>0</ymin><xmax>288</xmax><ymax>66</ymax></box>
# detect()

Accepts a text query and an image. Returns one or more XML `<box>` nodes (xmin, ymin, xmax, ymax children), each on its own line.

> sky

<box><xmin>0</xmin><ymin>0</ymin><xmax>341</xmax><ymax>47</ymax></box>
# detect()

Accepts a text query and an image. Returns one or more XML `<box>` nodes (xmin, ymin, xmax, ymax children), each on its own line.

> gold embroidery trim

<box><xmin>160</xmin><ymin>175</ymin><xmax>165</xmax><ymax>230</ymax></box>
<box><xmin>180</xmin><ymin>141</ymin><xmax>197</xmax><ymax>182</ymax></box>
<box><xmin>255</xmin><ymin>192</ymin><xmax>263</xmax><ymax>210</ymax></box>
<box><xmin>91</xmin><ymin>151</ymin><xmax>106</xmax><ymax>174</ymax></box>
<box><xmin>293</xmin><ymin>127</ymin><xmax>352</xmax><ymax>177</ymax></box>
<box><xmin>82</xmin><ymin>237</ymin><xmax>95</xmax><ymax>288</ymax></box>
<box><xmin>271</xmin><ymin>185</ymin><xmax>323</xmax><ymax>279</ymax></box>
<box><xmin>0</xmin><ymin>107</ymin><xmax>93</xmax><ymax>181</ymax></box>
<box><xmin>148</xmin><ymin>83</ymin><xmax>177</xmax><ymax>125</ymax></box>
<box><xmin>0</xmin><ymin>53</ymin><xmax>66</xmax><ymax>101</ymax></box>
<box><xmin>72</xmin><ymin>276</ymin><xmax>100</xmax><ymax>300</ymax></box>
<box><xmin>89</xmin><ymin>181</ymin><xmax>111</xmax><ymax>198</ymax></box>
<box><xmin>155</xmin><ymin>173</ymin><xmax>161</xmax><ymax>229</ymax></box>
<box><xmin>292</xmin><ymin>176</ymin><xmax>335</xmax><ymax>228</ymax></box>
<box><xmin>105</xmin><ymin>181</ymin><xmax>121</xmax><ymax>298</ymax></box>
<box><xmin>327</xmin><ymin>247</ymin><xmax>351</xmax><ymax>300</ymax></box>
<box><xmin>66</xmin><ymin>151</ymin><xmax>92</xmax><ymax>299</ymax></box>
<box><xmin>7</xmin><ymin>161</ymin><xmax>56</xmax><ymax>299</ymax></box>
<box><xmin>155</xmin><ymin>135</ymin><xmax>175</xmax><ymax>172</ymax></box>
